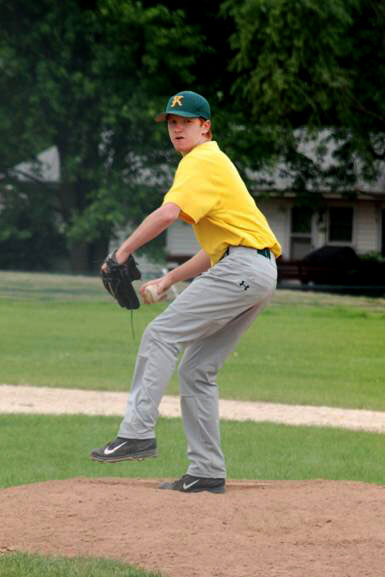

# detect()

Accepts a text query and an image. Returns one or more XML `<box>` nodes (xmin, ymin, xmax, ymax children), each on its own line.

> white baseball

<box><xmin>144</xmin><ymin>284</ymin><xmax>162</xmax><ymax>304</ymax></box>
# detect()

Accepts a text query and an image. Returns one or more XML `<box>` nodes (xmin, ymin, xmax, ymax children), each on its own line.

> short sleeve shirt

<box><xmin>162</xmin><ymin>141</ymin><xmax>282</xmax><ymax>265</ymax></box>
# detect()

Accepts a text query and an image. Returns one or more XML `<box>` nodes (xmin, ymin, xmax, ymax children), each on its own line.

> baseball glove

<box><xmin>101</xmin><ymin>250</ymin><xmax>141</xmax><ymax>309</ymax></box>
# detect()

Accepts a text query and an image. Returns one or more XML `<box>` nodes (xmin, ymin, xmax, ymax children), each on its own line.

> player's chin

<box><xmin>173</xmin><ymin>140</ymin><xmax>191</xmax><ymax>154</ymax></box>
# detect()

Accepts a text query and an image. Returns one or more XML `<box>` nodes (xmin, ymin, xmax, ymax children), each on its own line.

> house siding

<box><xmin>257</xmin><ymin>198</ymin><xmax>288</xmax><ymax>257</ymax></box>
<box><xmin>166</xmin><ymin>220</ymin><xmax>200</xmax><ymax>259</ymax></box>
<box><xmin>354</xmin><ymin>201</ymin><xmax>380</xmax><ymax>254</ymax></box>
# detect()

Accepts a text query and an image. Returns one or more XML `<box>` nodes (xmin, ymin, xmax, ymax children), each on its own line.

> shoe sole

<box><xmin>205</xmin><ymin>485</ymin><xmax>225</xmax><ymax>494</ymax></box>
<box><xmin>182</xmin><ymin>486</ymin><xmax>225</xmax><ymax>494</ymax></box>
<box><xmin>159</xmin><ymin>483</ymin><xmax>225</xmax><ymax>494</ymax></box>
<box><xmin>90</xmin><ymin>450</ymin><xmax>157</xmax><ymax>463</ymax></box>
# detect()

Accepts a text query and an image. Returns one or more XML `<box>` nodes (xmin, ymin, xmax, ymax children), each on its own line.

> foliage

<box><xmin>221</xmin><ymin>0</ymin><xmax>385</xmax><ymax>193</ymax></box>
<box><xmin>0</xmin><ymin>183</ymin><xmax>67</xmax><ymax>270</ymax></box>
<box><xmin>0</xmin><ymin>0</ymin><xmax>205</xmax><ymax>271</ymax></box>
<box><xmin>1</xmin><ymin>0</ymin><xmax>384</xmax><ymax>271</ymax></box>
<box><xmin>360</xmin><ymin>252</ymin><xmax>385</xmax><ymax>264</ymax></box>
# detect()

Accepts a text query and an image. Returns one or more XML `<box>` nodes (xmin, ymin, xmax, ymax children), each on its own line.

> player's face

<box><xmin>167</xmin><ymin>115</ymin><xmax>211</xmax><ymax>155</ymax></box>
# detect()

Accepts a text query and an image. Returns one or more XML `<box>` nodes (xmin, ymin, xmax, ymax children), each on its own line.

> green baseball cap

<box><xmin>155</xmin><ymin>90</ymin><xmax>211</xmax><ymax>122</ymax></box>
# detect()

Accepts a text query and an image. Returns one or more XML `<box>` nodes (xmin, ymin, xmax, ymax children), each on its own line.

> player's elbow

<box><xmin>156</xmin><ymin>203</ymin><xmax>181</xmax><ymax>226</ymax></box>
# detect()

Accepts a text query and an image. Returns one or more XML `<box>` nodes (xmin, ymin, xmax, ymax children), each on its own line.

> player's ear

<box><xmin>201</xmin><ymin>119</ymin><xmax>212</xmax><ymax>139</ymax></box>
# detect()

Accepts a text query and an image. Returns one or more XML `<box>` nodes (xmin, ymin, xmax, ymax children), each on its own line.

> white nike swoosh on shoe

<box><xmin>182</xmin><ymin>479</ymin><xmax>201</xmax><ymax>490</ymax></box>
<box><xmin>104</xmin><ymin>441</ymin><xmax>128</xmax><ymax>456</ymax></box>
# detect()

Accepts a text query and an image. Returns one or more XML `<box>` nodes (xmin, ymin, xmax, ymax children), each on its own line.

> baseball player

<box><xmin>91</xmin><ymin>90</ymin><xmax>282</xmax><ymax>493</ymax></box>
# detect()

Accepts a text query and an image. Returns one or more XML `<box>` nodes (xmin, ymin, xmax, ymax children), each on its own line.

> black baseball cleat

<box><xmin>159</xmin><ymin>474</ymin><xmax>225</xmax><ymax>494</ymax></box>
<box><xmin>90</xmin><ymin>437</ymin><xmax>157</xmax><ymax>463</ymax></box>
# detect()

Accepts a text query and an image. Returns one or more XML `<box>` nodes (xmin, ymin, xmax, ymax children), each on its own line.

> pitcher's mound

<box><xmin>1</xmin><ymin>477</ymin><xmax>385</xmax><ymax>577</ymax></box>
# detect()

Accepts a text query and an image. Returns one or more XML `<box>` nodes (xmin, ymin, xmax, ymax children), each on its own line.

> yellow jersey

<box><xmin>162</xmin><ymin>141</ymin><xmax>282</xmax><ymax>265</ymax></box>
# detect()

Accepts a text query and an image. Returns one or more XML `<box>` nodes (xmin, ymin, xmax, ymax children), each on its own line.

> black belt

<box><xmin>224</xmin><ymin>246</ymin><xmax>271</xmax><ymax>260</ymax></box>
<box><xmin>256</xmin><ymin>247</ymin><xmax>271</xmax><ymax>259</ymax></box>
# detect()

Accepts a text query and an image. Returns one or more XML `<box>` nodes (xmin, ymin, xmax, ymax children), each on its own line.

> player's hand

<box><xmin>140</xmin><ymin>275</ymin><xmax>172</xmax><ymax>304</ymax></box>
<box><xmin>141</xmin><ymin>274</ymin><xmax>172</xmax><ymax>295</ymax></box>
<box><xmin>101</xmin><ymin>249</ymin><xmax>127</xmax><ymax>272</ymax></box>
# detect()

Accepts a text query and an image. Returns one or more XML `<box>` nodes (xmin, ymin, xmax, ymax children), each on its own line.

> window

<box><xmin>328</xmin><ymin>207</ymin><xmax>353</xmax><ymax>242</ymax></box>
<box><xmin>290</xmin><ymin>207</ymin><xmax>313</xmax><ymax>259</ymax></box>
<box><xmin>291</xmin><ymin>207</ymin><xmax>312</xmax><ymax>234</ymax></box>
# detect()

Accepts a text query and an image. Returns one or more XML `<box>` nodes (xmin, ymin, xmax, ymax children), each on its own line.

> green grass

<box><xmin>1</xmin><ymin>271</ymin><xmax>384</xmax><ymax>410</ymax></box>
<box><xmin>1</xmin><ymin>413</ymin><xmax>385</xmax><ymax>489</ymax></box>
<box><xmin>0</xmin><ymin>553</ymin><xmax>163</xmax><ymax>577</ymax></box>
<box><xmin>224</xmin><ymin>303</ymin><xmax>385</xmax><ymax>408</ymax></box>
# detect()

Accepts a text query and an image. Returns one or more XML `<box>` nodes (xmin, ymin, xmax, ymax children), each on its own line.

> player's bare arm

<box><xmin>140</xmin><ymin>249</ymin><xmax>211</xmax><ymax>298</ymax></box>
<box><xmin>166</xmin><ymin>249</ymin><xmax>211</xmax><ymax>284</ymax></box>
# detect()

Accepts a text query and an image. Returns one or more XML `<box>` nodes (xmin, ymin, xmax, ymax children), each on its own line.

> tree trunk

<box><xmin>56</xmin><ymin>142</ymin><xmax>111</xmax><ymax>274</ymax></box>
<box><xmin>68</xmin><ymin>237</ymin><xmax>110</xmax><ymax>274</ymax></box>
<box><xmin>89</xmin><ymin>237</ymin><xmax>110</xmax><ymax>273</ymax></box>
<box><xmin>69</xmin><ymin>240</ymin><xmax>89</xmax><ymax>274</ymax></box>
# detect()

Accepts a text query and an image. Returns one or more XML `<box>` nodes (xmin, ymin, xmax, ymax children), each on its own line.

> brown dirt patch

<box><xmin>1</xmin><ymin>477</ymin><xmax>385</xmax><ymax>577</ymax></box>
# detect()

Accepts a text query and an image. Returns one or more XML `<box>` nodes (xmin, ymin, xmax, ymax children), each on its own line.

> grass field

<box><xmin>1</xmin><ymin>271</ymin><xmax>384</xmax><ymax>409</ymax></box>
<box><xmin>0</xmin><ymin>553</ymin><xmax>163</xmax><ymax>577</ymax></box>
<box><xmin>1</xmin><ymin>413</ymin><xmax>385</xmax><ymax>490</ymax></box>
<box><xmin>1</xmin><ymin>270</ymin><xmax>385</xmax><ymax>577</ymax></box>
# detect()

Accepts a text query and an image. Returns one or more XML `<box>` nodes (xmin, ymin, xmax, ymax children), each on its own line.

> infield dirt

<box><xmin>1</xmin><ymin>476</ymin><xmax>385</xmax><ymax>577</ymax></box>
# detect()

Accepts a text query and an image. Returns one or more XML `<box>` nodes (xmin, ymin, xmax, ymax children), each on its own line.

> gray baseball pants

<box><xmin>118</xmin><ymin>246</ymin><xmax>277</xmax><ymax>478</ymax></box>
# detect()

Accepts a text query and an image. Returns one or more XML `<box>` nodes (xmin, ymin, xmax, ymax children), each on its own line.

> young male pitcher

<box><xmin>91</xmin><ymin>90</ymin><xmax>281</xmax><ymax>494</ymax></box>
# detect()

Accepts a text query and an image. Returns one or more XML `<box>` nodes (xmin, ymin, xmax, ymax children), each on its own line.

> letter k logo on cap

<box><xmin>171</xmin><ymin>95</ymin><xmax>184</xmax><ymax>107</ymax></box>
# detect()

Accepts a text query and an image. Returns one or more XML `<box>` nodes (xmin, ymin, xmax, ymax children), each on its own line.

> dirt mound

<box><xmin>1</xmin><ymin>477</ymin><xmax>385</xmax><ymax>577</ymax></box>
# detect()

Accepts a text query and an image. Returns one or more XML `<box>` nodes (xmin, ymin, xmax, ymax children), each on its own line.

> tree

<box><xmin>0</xmin><ymin>0</ymin><xmax>206</xmax><ymax>272</ymax></box>
<box><xmin>0</xmin><ymin>183</ymin><xmax>66</xmax><ymax>271</ymax></box>
<box><xmin>4</xmin><ymin>0</ymin><xmax>383</xmax><ymax>273</ymax></box>
<box><xmin>221</xmin><ymin>0</ymin><xmax>385</xmax><ymax>197</ymax></box>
